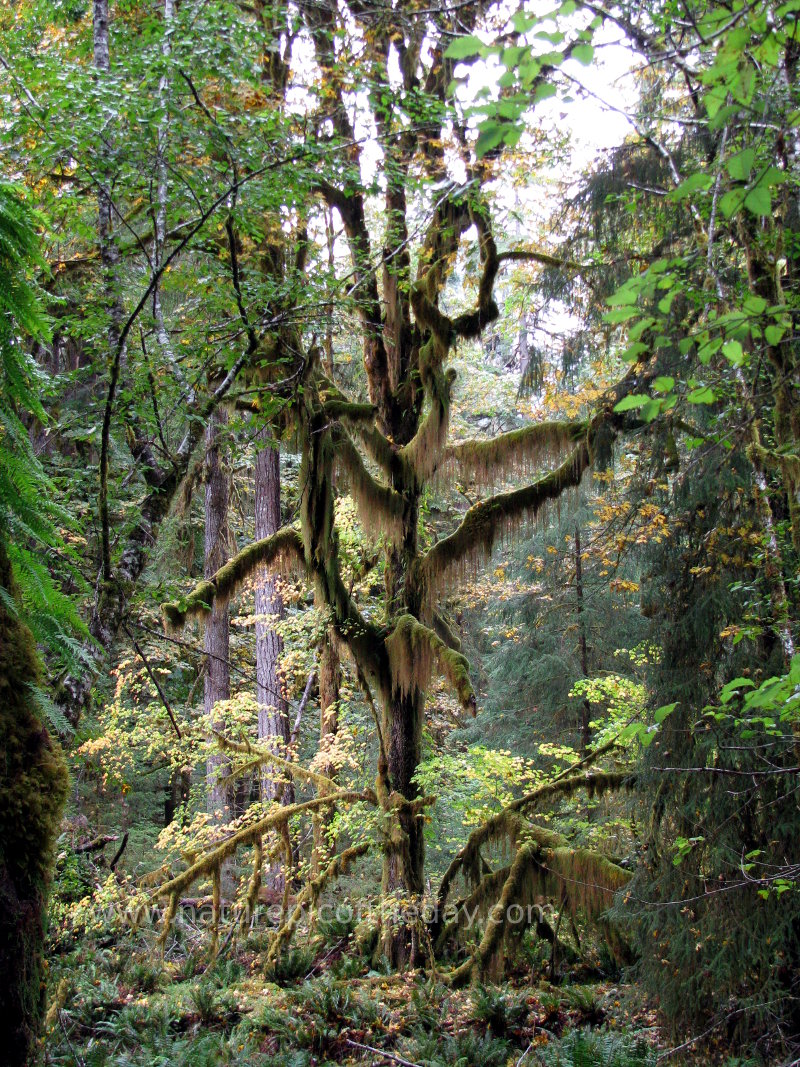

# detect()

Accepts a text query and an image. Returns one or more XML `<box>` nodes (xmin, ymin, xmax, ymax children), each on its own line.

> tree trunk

<box><xmin>574</xmin><ymin>524</ymin><xmax>592</xmax><ymax>754</ymax></box>
<box><xmin>255</xmin><ymin>429</ymin><xmax>291</xmax><ymax>802</ymax></box>
<box><xmin>381</xmin><ymin>685</ymin><xmax>425</xmax><ymax>965</ymax></box>
<box><xmin>312</xmin><ymin>621</ymin><xmax>340</xmax><ymax>874</ymax></box>
<box><xmin>204</xmin><ymin>405</ymin><xmax>232</xmax><ymax>827</ymax></box>
<box><xmin>254</xmin><ymin>428</ymin><xmax>293</xmax><ymax>886</ymax></box>
<box><xmin>0</xmin><ymin>540</ymin><xmax>69</xmax><ymax>1067</ymax></box>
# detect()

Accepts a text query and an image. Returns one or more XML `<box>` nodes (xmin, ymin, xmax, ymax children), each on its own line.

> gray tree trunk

<box><xmin>254</xmin><ymin>429</ymin><xmax>290</xmax><ymax>803</ymax></box>
<box><xmin>204</xmin><ymin>405</ymin><xmax>232</xmax><ymax>825</ymax></box>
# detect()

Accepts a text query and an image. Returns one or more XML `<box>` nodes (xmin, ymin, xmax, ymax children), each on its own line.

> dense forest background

<box><xmin>2</xmin><ymin>0</ymin><xmax>800</xmax><ymax>1063</ymax></box>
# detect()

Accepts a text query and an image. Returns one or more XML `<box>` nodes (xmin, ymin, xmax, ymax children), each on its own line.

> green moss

<box><xmin>0</xmin><ymin>539</ymin><xmax>69</xmax><ymax>1066</ymax></box>
<box><xmin>418</xmin><ymin>441</ymin><xmax>591</xmax><ymax>607</ymax></box>
<box><xmin>162</xmin><ymin>526</ymin><xmax>305</xmax><ymax>629</ymax></box>
<box><xmin>385</xmin><ymin>613</ymin><xmax>475</xmax><ymax>712</ymax></box>
<box><xmin>439</xmin><ymin>420</ymin><xmax>587</xmax><ymax>488</ymax></box>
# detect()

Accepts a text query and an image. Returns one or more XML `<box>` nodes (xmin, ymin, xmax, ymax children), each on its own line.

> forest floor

<box><xmin>42</xmin><ymin>918</ymin><xmax>702</xmax><ymax>1067</ymax></box>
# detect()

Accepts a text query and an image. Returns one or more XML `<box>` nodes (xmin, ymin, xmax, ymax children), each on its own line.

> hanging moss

<box><xmin>417</xmin><ymin>440</ymin><xmax>592</xmax><ymax>607</ymax></box>
<box><xmin>438</xmin><ymin>420</ymin><xmax>587</xmax><ymax>489</ymax></box>
<box><xmin>332</xmin><ymin>427</ymin><xmax>406</xmax><ymax>542</ymax></box>
<box><xmin>446</xmin><ymin>824</ymin><xmax>631</xmax><ymax>987</ymax></box>
<box><xmin>386</xmin><ymin>613</ymin><xmax>476</xmax><ymax>712</ymax></box>
<box><xmin>162</xmin><ymin>526</ymin><xmax>305</xmax><ymax>629</ymax></box>
<box><xmin>266</xmin><ymin>842</ymin><xmax>370</xmax><ymax>962</ymax></box>
<box><xmin>435</xmin><ymin>760</ymin><xmax>633</xmax><ymax>924</ymax></box>
<box><xmin>0</xmin><ymin>540</ymin><xmax>69</xmax><ymax>1067</ymax></box>
<box><xmin>400</xmin><ymin>358</ymin><xmax>455</xmax><ymax>484</ymax></box>
<box><xmin>154</xmin><ymin>790</ymin><xmax>373</xmax><ymax>907</ymax></box>
<box><xmin>215</xmin><ymin>730</ymin><xmax>340</xmax><ymax>795</ymax></box>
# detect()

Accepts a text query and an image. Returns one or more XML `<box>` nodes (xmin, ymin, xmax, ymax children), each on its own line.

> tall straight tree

<box><xmin>254</xmin><ymin>429</ymin><xmax>291</xmax><ymax>803</ymax></box>
<box><xmin>204</xmin><ymin>405</ymin><xmax>232</xmax><ymax>827</ymax></box>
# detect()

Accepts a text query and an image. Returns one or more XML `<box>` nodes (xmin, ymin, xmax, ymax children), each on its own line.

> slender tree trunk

<box><xmin>204</xmin><ymin>406</ymin><xmax>232</xmax><ymax>829</ymax></box>
<box><xmin>254</xmin><ymin>429</ymin><xmax>293</xmax><ymax>888</ymax></box>
<box><xmin>255</xmin><ymin>429</ymin><xmax>291</xmax><ymax>804</ymax></box>
<box><xmin>312</xmin><ymin>621</ymin><xmax>340</xmax><ymax>874</ymax></box>
<box><xmin>574</xmin><ymin>524</ymin><xmax>592</xmax><ymax>754</ymax></box>
<box><xmin>0</xmin><ymin>540</ymin><xmax>69</xmax><ymax>1067</ymax></box>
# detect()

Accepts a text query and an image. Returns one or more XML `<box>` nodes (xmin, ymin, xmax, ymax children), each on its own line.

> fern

<box><xmin>0</xmin><ymin>181</ymin><xmax>87</xmax><ymax>671</ymax></box>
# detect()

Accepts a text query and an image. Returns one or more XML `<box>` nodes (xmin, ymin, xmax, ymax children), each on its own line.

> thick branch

<box><xmin>438</xmin><ymin>420</ymin><xmax>587</xmax><ymax>486</ymax></box>
<box><xmin>162</xmin><ymin>526</ymin><xmax>304</xmax><ymax>629</ymax></box>
<box><xmin>417</xmin><ymin>440</ymin><xmax>591</xmax><ymax>605</ymax></box>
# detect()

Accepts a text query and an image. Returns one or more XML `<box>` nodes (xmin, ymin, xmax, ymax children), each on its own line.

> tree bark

<box><xmin>204</xmin><ymin>405</ymin><xmax>232</xmax><ymax>827</ymax></box>
<box><xmin>255</xmin><ymin>428</ymin><xmax>291</xmax><ymax>803</ymax></box>
<box><xmin>312</xmin><ymin>620</ymin><xmax>340</xmax><ymax>874</ymax></box>
<box><xmin>0</xmin><ymin>540</ymin><xmax>69</xmax><ymax>1067</ymax></box>
<box><xmin>574</xmin><ymin>524</ymin><xmax>592</xmax><ymax>754</ymax></box>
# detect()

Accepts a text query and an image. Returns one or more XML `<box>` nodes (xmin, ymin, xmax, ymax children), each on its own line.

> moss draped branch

<box><xmin>332</xmin><ymin>425</ymin><xmax>406</xmax><ymax>541</ymax></box>
<box><xmin>153</xmin><ymin>790</ymin><xmax>374</xmax><ymax>904</ymax></box>
<box><xmin>213</xmin><ymin>731</ymin><xmax>340</xmax><ymax>795</ymax></box>
<box><xmin>162</xmin><ymin>526</ymin><xmax>305</xmax><ymax>630</ymax></box>
<box><xmin>416</xmin><ymin>440</ymin><xmax>592</xmax><ymax>606</ymax></box>
<box><xmin>435</xmin><ymin>759</ymin><xmax>633</xmax><ymax>924</ymax></box>
<box><xmin>438</xmin><ymin>419</ymin><xmax>588</xmax><ymax>487</ymax></box>
<box><xmin>385</xmin><ymin>613</ymin><xmax>476</xmax><ymax>713</ymax></box>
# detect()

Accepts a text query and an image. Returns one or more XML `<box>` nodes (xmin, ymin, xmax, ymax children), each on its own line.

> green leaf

<box><xmin>722</xmin><ymin>339</ymin><xmax>746</xmax><ymax>366</ymax></box>
<box><xmin>475</xmin><ymin>121</ymin><xmax>506</xmax><ymax>157</ymax></box>
<box><xmin>669</xmin><ymin>172</ymin><xmax>712</xmax><ymax>201</ymax></box>
<box><xmin>654</xmin><ymin>702</ymin><xmax>678</xmax><ymax>723</ymax></box>
<box><xmin>765</xmin><ymin>324</ymin><xmax>785</xmax><ymax>345</ymax></box>
<box><xmin>444</xmin><ymin>35</ymin><xmax>485</xmax><ymax>59</ymax></box>
<box><xmin>720</xmin><ymin>188</ymin><xmax>747</xmax><ymax>218</ymax></box>
<box><xmin>640</xmin><ymin>399</ymin><xmax>662</xmax><ymax>423</ymax></box>
<box><xmin>603</xmin><ymin>307</ymin><xmax>639</xmax><ymax>324</ymax></box>
<box><xmin>571</xmin><ymin>43</ymin><xmax>594</xmax><ymax>65</ymax></box>
<box><xmin>687</xmin><ymin>386</ymin><xmax>716</xmax><ymax>404</ymax></box>
<box><xmin>533</xmin><ymin>82</ymin><xmax>558</xmax><ymax>103</ymax></box>
<box><xmin>652</xmin><ymin>376</ymin><xmax>675</xmax><ymax>393</ymax></box>
<box><xmin>727</xmin><ymin>148</ymin><xmax>755</xmax><ymax>182</ymax></box>
<box><xmin>745</xmin><ymin>184</ymin><xmax>772</xmax><ymax>216</ymax></box>
<box><xmin>613</xmin><ymin>394</ymin><xmax>650</xmax><ymax>412</ymax></box>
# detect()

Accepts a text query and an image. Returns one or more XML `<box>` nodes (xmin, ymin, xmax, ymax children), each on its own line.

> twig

<box><xmin>290</xmin><ymin>671</ymin><xmax>316</xmax><ymax>744</ymax></box>
<box><xmin>122</xmin><ymin>622</ymin><xmax>182</xmax><ymax>739</ymax></box>
<box><xmin>344</xmin><ymin>1039</ymin><xmax>423</xmax><ymax>1067</ymax></box>
<box><xmin>109</xmin><ymin>832</ymin><xmax>129</xmax><ymax>870</ymax></box>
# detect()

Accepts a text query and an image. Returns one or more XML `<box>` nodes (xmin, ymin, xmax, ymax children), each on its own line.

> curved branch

<box><xmin>162</xmin><ymin>526</ymin><xmax>304</xmax><ymax>630</ymax></box>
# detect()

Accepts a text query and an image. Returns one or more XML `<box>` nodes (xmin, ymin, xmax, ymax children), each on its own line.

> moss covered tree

<box><xmin>0</xmin><ymin>184</ymin><xmax>70</xmax><ymax>1065</ymax></box>
<box><xmin>160</xmin><ymin>0</ymin><xmax>650</xmax><ymax>963</ymax></box>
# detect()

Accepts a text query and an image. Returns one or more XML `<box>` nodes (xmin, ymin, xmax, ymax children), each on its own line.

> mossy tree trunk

<box><xmin>0</xmin><ymin>539</ymin><xmax>68</xmax><ymax>1066</ymax></box>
